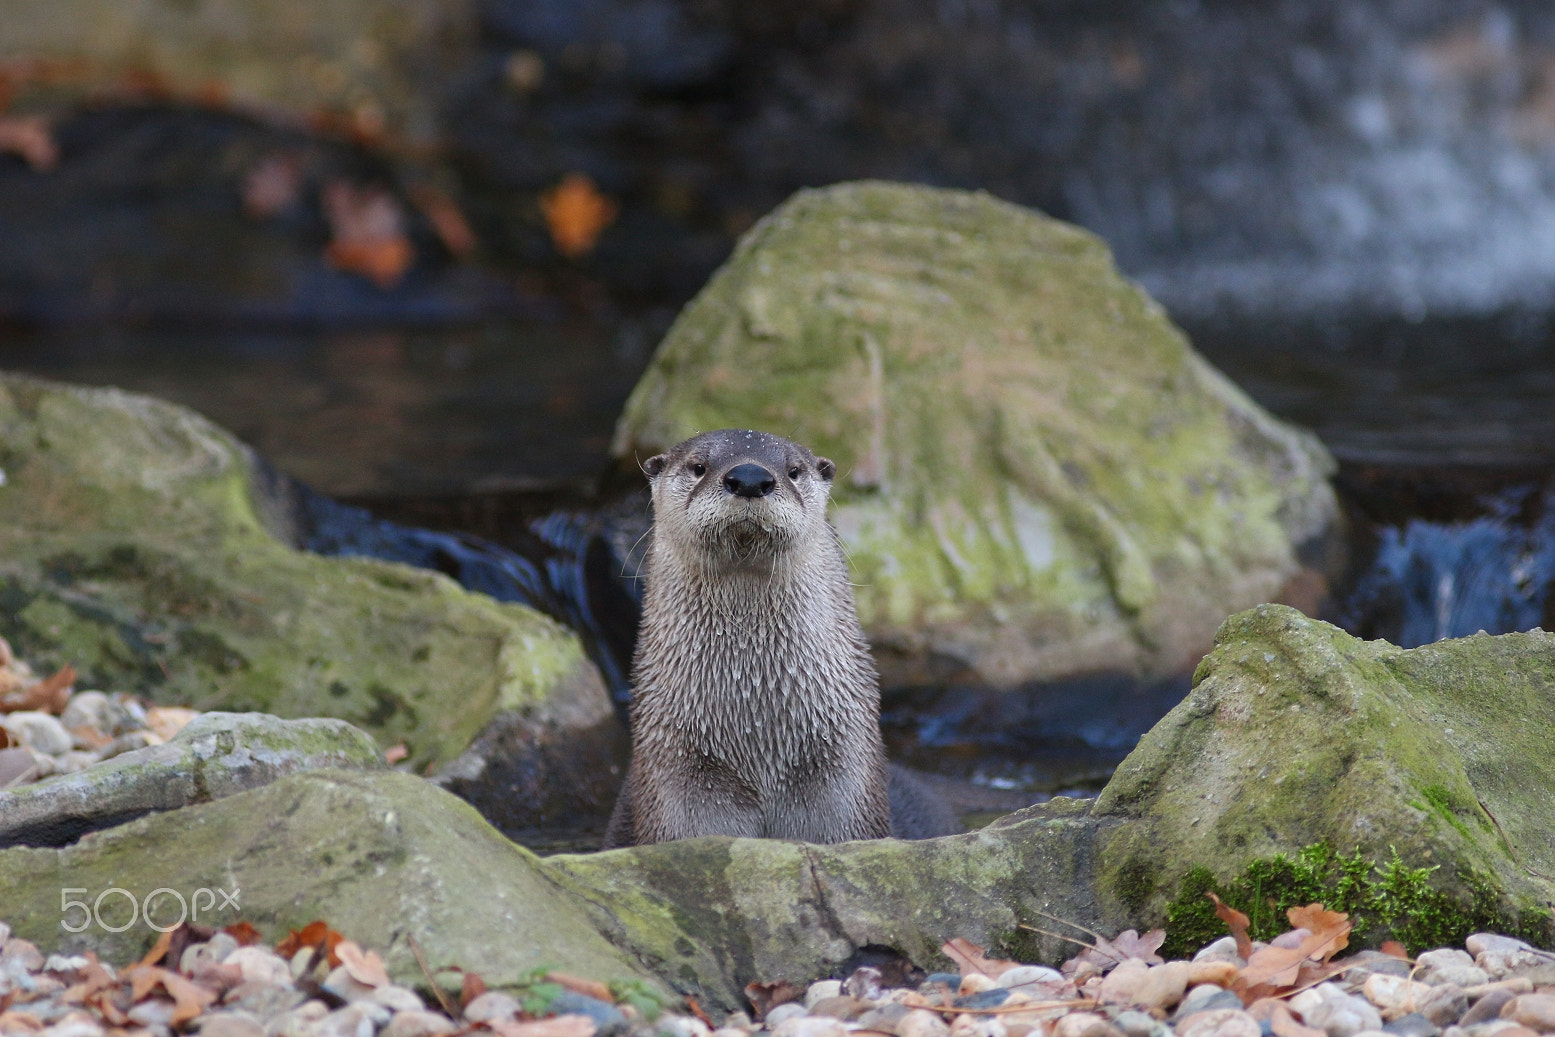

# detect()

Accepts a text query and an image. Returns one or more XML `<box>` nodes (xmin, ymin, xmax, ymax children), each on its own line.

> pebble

<box><xmin>857</xmin><ymin>1003</ymin><xmax>910</xmax><ymax>1031</ymax></box>
<box><xmin>1461</xmin><ymin>992</ymin><xmax>1518</xmax><ymax>1027</ymax></box>
<box><xmin>463</xmin><ymin>992</ymin><xmax>521</xmax><ymax>1023</ymax></box>
<box><xmin>1178</xmin><ymin>986</ymin><xmax>1245</xmax><ymax>1019</ymax></box>
<box><xmin>1502</xmin><ymin>995</ymin><xmax>1555</xmax><ymax>1032</ymax></box>
<box><xmin>550</xmin><ymin>991</ymin><xmax>629</xmax><ymax>1035</ymax></box>
<box><xmin>950</xmin><ymin>1015</ymin><xmax>1007</xmax><ymax>1037</ymax></box>
<box><xmin>764</xmin><ymin>1004</ymin><xmax>808</xmax><ymax>1028</ymax></box>
<box><xmin>959</xmin><ymin>974</ymin><xmax>1000</xmax><ymax>997</ymax></box>
<box><xmin>771</xmin><ymin>1016</ymin><xmax>847</xmax><ymax>1037</ymax></box>
<box><xmin>1054</xmin><ymin>1012</ymin><xmax>1114</xmax><ymax>1037</ymax></box>
<box><xmin>381</xmin><ymin>1011</ymin><xmax>457</xmax><ymax>1037</ymax></box>
<box><xmin>266</xmin><ymin>1000</ymin><xmax>329</xmax><ymax>1037</ymax></box>
<box><xmin>1175</xmin><ymin>1009</ymin><xmax>1262</xmax><ymax>1037</ymax></box>
<box><xmin>315</xmin><ymin>1004</ymin><xmax>379</xmax><ymax>1037</ymax></box>
<box><xmin>1362</xmin><ymin>974</ymin><xmax>1434</xmax><ymax>1015</ymax></box>
<box><xmin>1135</xmin><ymin>962</ymin><xmax>1192</xmax><ymax>1011</ymax></box>
<box><xmin>1306</xmin><ymin>994</ymin><xmax>1385</xmax><ymax>1037</ymax></box>
<box><xmin>659</xmin><ymin>1017</ymin><xmax>712</xmax><ymax>1037</ymax></box>
<box><xmin>322</xmin><ymin>964</ymin><xmax>378</xmax><ymax>1003</ymax></box>
<box><xmin>127</xmin><ymin>999</ymin><xmax>178</xmax><ymax>1028</ymax></box>
<box><xmin>1382</xmin><ymin>1014</ymin><xmax>1441</xmax><ymax>1037</ymax></box>
<box><xmin>1114</xmin><ymin>1011</ymin><xmax>1173</xmax><ymax>1037</ymax></box>
<box><xmin>224</xmin><ymin>981</ymin><xmax>306</xmax><ymax>1023</ymax></box>
<box><xmin>224</xmin><ymin>948</ymin><xmax>292</xmax><ymax>988</ymax></box>
<box><xmin>805</xmin><ymin>981</ymin><xmax>844</xmax><ymax>1009</ymax></box>
<box><xmin>1100</xmin><ymin>960</ymin><xmax>1153</xmax><ymax>1006</ymax></box>
<box><xmin>44</xmin><ymin>1011</ymin><xmax>106</xmax><ymax>1037</ymax></box>
<box><xmin>371</xmin><ymin>986</ymin><xmax>425</xmax><ymax>1014</ymax></box>
<box><xmin>954</xmin><ymin>989</ymin><xmax>1011</xmax><ymax>1011</ymax></box>
<box><xmin>897</xmin><ymin>1009</ymin><xmax>953</xmax><ymax>1037</ymax></box>
<box><xmin>1193</xmin><ymin>939</ymin><xmax>1245</xmax><ymax>967</ymax></box>
<box><xmin>197</xmin><ymin>1012</ymin><xmax>266</xmax><ymax>1037</ymax></box>
<box><xmin>4</xmin><ymin>712</ymin><xmax>73</xmax><ymax>755</ymax></box>
<box><xmin>997</xmin><ymin>966</ymin><xmax>1065</xmax><ymax>991</ymax></box>
<box><xmin>847</xmin><ymin>967</ymin><xmax>886</xmax><ymax>1001</ymax></box>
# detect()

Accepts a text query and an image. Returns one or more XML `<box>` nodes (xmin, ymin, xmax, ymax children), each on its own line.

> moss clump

<box><xmin>1161</xmin><ymin>841</ymin><xmax>1554</xmax><ymax>958</ymax></box>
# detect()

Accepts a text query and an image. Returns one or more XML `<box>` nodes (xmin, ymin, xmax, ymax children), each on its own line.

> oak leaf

<box><xmin>1207</xmin><ymin>893</ymin><xmax>1253</xmax><ymax>960</ymax></box>
<box><xmin>336</xmin><ymin>940</ymin><xmax>389</xmax><ymax>988</ymax></box>
<box><xmin>540</xmin><ymin>174</ymin><xmax>617</xmax><ymax>259</ymax></box>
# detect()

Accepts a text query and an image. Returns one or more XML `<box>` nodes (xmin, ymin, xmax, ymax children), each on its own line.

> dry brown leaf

<box><xmin>336</xmin><ymin>940</ymin><xmax>389</xmax><ymax>988</ymax></box>
<box><xmin>276</xmin><ymin>920</ymin><xmax>344</xmax><ymax>968</ymax></box>
<box><xmin>487</xmin><ymin>1016</ymin><xmax>597</xmax><ymax>1037</ymax></box>
<box><xmin>1</xmin><ymin>665</ymin><xmax>75</xmax><ymax>714</ymax></box>
<box><xmin>1286</xmin><ymin>904</ymin><xmax>1349</xmax><ymax>955</ymax></box>
<box><xmin>136</xmin><ymin>927</ymin><xmax>175</xmax><ymax>969</ymax></box>
<box><xmin>67</xmin><ymin>725</ymin><xmax>113</xmax><ymax>750</ymax></box>
<box><xmin>384</xmin><ymin>743</ymin><xmax>409</xmax><ymax>764</ymax></box>
<box><xmin>744</xmin><ymin>979</ymin><xmax>803</xmax><ymax>1020</ymax></box>
<box><xmin>547</xmin><ymin>972</ymin><xmax>612</xmax><ymax>1004</ymax></box>
<box><xmin>1380</xmin><ymin>941</ymin><xmax>1410</xmax><ymax>960</ymax></box>
<box><xmin>409</xmin><ymin>183</ymin><xmax>477</xmax><ymax>258</ymax></box>
<box><xmin>0</xmin><ymin>1010</ymin><xmax>44</xmax><ymax>1031</ymax></box>
<box><xmin>1110</xmin><ymin>930</ymin><xmax>1166</xmax><ymax>964</ymax></box>
<box><xmin>1234</xmin><ymin>916</ymin><xmax>1352</xmax><ymax>992</ymax></box>
<box><xmin>0</xmin><ymin>115</ymin><xmax>58</xmax><ymax>171</ymax></box>
<box><xmin>158</xmin><ymin>969</ymin><xmax>218</xmax><ymax>1025</ymax></box>
<box><xmin>224</xmin><ymin>921</ymin><xmax>263</xmax><ymax>947</ymax></box>
<box><xmin>322</xmin><ymin>181</ymin><xmax>414</xmax><ymax>289</ymax></box>
<box><xmin>460</xmin><ymin>971</ymin><xmax>488</xmax><ymax>1009</ymax></box>
<box><xmin>683</xmin><ymin>996</ymin><xmax>713</xmax><ymax>1028</ymax></box>
<box><xmin>1207</xmin><ymin>893</ymin><xmax>1254</xmax><ymax>960</ymax></box>
<box><xmin>144</xmin><ymin>707</ymin><xmax>198</xmax><ymax>743</ymax></box>
<box><xmin>540</xmin><ymin>173</ymin><xmax>617</xmax><ymax>259</ymax></box>
<box><xmin>942</xmin><ymin>937</ymin><xmax>1022</xmax><ymax>978</ymax></box>
<box><xmin>126</xmin><ymin>966</ymin><xmax>161</xmax><ymax>1003</ymax></box>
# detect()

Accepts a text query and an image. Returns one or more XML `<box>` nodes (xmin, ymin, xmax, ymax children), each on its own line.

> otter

<box><xmin>604</xmin><ymin>428</ymin><xmax>958</xmax><ymax>847</ymax></box>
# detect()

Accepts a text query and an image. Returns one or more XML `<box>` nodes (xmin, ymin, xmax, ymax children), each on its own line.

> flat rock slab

<box><xmin>0</xmin><ymin>712</ymin><xmax>384</xmax><ymax>849</ymax></box>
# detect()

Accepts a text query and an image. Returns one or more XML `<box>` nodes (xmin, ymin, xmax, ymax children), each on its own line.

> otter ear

<box><xmin>816</xmin><ymin>457</ymin><xmax>836</xmax><ymax>482</ymax></box>
<box><xmin>642</xmin><ymin>454</ymin><xmax>668</xmax><ymax>478</ymax></box>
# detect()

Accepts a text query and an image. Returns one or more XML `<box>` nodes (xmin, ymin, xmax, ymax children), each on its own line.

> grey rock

<box><xmin>764</xmin><ymin>1005</ymin><xmax>807</xmax><ymax>1028</ymax></box>
<box><xmin>463</xmin><ymin>993</ymin><xmax>522</xmax><ymax>1024</ymax></box>
<box><xmin>1458</xmin><ymin>992</ymin><xmax>1515</xmax><ymax>1028</ymax></box>
<box><xmin>1418</xmin><ymin>987</ymin><xmax>1468</xmax><ymax>1028</ymax></box>
<box><xmin>1176</xmin><ymin>988</ymin><xmax>1245</xmax><ymax>1019</ymax></box>
<box><xmin>370</xmin><ymin>987</ymin><xmax>425</xmax><ymax>1013</ymax></box>
<box><xmin>1381</xmin><ymin>1014</ymin><xmax>1440</xmax><ymax>1037</ymax></box>
<box><xmin>0</xmin><ymin>712</ymin><xmax>385</xmax><ymax>849</ymax></box>
<box><xmin>380</xmin><ymin>1011</ymin><xmax>457</xmax><ymax>1037</ymax></box>
<box><xmin>3</xmin><ymin>712</ymin><xmax>72</xmax><ymax>755</ymax></box>
<box><xmin>856</xmin><ymin>1004</ymin><xmax>910</xmax><ymax>1031</ymax></box>
<box><xmin>1113</xmin><ymin>1011</ymin><xmax>1172</xmax><ymax>1037</ymax></box>
<box><xmin>547</xmin><ymin>991</ymin><xmax>627</xmax><ymax>1036</ymax></box>
<box><xmin>224</xmin><ymin>981</ymin><xmax>307</xmax><ymax>1024</ymax></box>
<box><xmin>60</xmin><ymin>692</ymin><xmax>135</xmax><ymax>739</ymax></box>
<box><xmin>197</xmin><ymin>1013</ymin><xmax>267</xmax><ymax>1037</ymax></box>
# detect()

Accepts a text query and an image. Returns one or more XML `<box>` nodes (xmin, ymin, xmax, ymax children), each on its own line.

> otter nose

<box><xmin>723</xmin><ymin>463</ymin><xmax>776</xmax><ymax>498</ymax></box>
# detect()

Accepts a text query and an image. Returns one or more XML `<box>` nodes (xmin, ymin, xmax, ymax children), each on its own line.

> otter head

<box><xmin>644</xmin><ymin>429</ymin><xmax>837</xmax><ymax>569</ymax></box>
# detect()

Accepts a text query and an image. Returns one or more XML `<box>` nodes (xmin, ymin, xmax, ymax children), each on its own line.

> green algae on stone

<box><xmin>0</xmin><ymin>374</ymin><xmax>611</xmax><ymax>769</ymax></box>
<box><xmin>1094</xmin><ymin>604</ymin><xmax>1555</xmax><ymax>947</ymax></box>
<box><xmin>0</xmin><ymin>770</ymin><xmax>663</xmax><ymax>994</ymax></box>
<box><xmin>613</xmin><ymin>182</ymin><xmax>1338</xmax><ymax>687</ymax></box>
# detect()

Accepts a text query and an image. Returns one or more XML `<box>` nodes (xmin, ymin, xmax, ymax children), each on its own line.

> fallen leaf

<box><xmin>336</xmin><ymin>940</ymin><xmax>389</xmax><ymax>988</ymax></box>
<box><xmin>144</xmin><ymin>706</ymin><xmax>198</xmax><ymax>743</ymax></box>
<box><xmin>67</xmin><ymin>725</ymin><xmax>113</xmax><ymax>750</ymax></box>
<box><xmin>1285</xmin><ymin>904</ymin><xmax>1348</xmax><ymax>953</ymax></box>
<box><xmin>0</xmin><ymin>1010</ymin><xmax>43</xmax><ymax>1031</ymax></box>
<box><xmin>276</xmin><ymin>920</ymin><xmax>344</xmax><ymax>968</ymax></box>
<box><xmin>0</xmin><ymin>115</ymin><xmax>57</xmax><ymax>171</ymax></box>
<box><xmin>1380</xmin><ymin>941</ymin><xmax>1410</xmax><ymax>960</ymax></box>
<box><xmin>136</xmin><ymin>927</ymin><xmax>175</xmax><ymax>970</ymax></box>
<box><xmin>1234</xmin><ymin>917</ymin><xmax>1352</xmax><ymax>992</ymax></box>
<box><xmin>1208</xmin><ymin>893</ymin><xmax>1254</xmax><ymax>960</ymax></box>
<box><xmin>242</xmin><ymin>153</ymin><xmax>303</xmax><ymax>219</ymax></box>
<box><xmin>322</xmin><ymin>180</ymin><xmax>414</xmax><ymax>289</ymax></box>
<box><xmin>546</xmin><ymin>972</ymin><xmax>612</xmax><ymax>1004</ymax></box>
<box><xmin>540</xmin><ymin>173</ymin><xmax>617</xmax><ymax>259</ymax></box>
<box><xmin>744</xmin><ymin>980</ymin><xmax>803</xmax><ymax>1020</ymax></box>
<box><xmin>409</xmin><ymin>183</ymin><xmax>477</xmax><ymax>258</ymax></box>
<box><xmin>225</xmin><ymin>921</ymin><xmax>263</xmax><ymax>947</ymax></box>
<box><xmin>384</xmin><ymin>743</ymin><xmax>408</xmax><ymax>764</ymax></box>
<box><xmin>460</xmin><ymin>971</ymin><xmax>487</xmax><ymax>1009</ymax></box>
<box><xmin>1267</xmin><ymin>1000</ymin><xmax>1326</xmax><ymax>1037</ymax></box>
<box><xmin>1</xmin><ymin>665</ymin><xmax>75</xmax><ymax>714</ymax></box>
<box><xmin>488</xmin><ymin>1016</ymin><xmax>596</xmax><ymax>1037</ymax></box>
<box><xmin>158</xmin><ymin>968</ymin><xmax>219</xmax><ymax>1025</ymax></box>
<box><xmin>1110</xmin><ymin>930</ymin><xmax>1166</xmax><ymax>965</ymax></box>
<box><xmin>942</xmin><ymin>938</ymin><xmax>1022</xmax><ymax>978</ymax></box>
<box><xmin>684</xmin><ymin>996</ymin><xmax>713</xmax><ymax>1027</ymax></box>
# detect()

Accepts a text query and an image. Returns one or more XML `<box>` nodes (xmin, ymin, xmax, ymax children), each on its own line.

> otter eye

<box><xmin>689</xmin><ymin>462</ymin><xmax>707</xmax><ymax>477</ymax></box>
<box><xmin>788</xmin><ymin>466</ymin><xmax>801</xmax><ymax>480</ymax></box>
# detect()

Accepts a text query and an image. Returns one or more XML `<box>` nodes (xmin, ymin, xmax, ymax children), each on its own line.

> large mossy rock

<box><xmin>1</xmin><ymin>0</ymin><xmax>474</xmax><ymax>145</ymax></box>
<box><xmin>0</xmin><ymin>374</ymin><xmax>611</xmax><ymax>770</ymax></box>
<box><xmin>0</xmin><ymin>769</ymin><xmax>660</xmax><ymax>992</ymax></box>
<box><xmin>614</xmin><ymin>182</ymin><xmax>1338</xmax><ymax>686</ymax></box>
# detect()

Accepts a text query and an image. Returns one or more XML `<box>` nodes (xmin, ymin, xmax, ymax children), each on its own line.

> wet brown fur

<box><xmin>604</xmin><ymin>429</ymin><xmax>893</xmax><ymax>845</ymax></box>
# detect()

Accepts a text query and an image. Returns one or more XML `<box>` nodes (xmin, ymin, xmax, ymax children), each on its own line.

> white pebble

<box><xmin>1175</xmin><ymin>1009</ymin><xmax>1261</xmax><ymax>1037</ymax></box>
<box><xmin>896</xmin><ymin>1009</ymin><xmax>952</xmax><ymax>1037</ymax></box>
<box><xmin>772</xmin><ymin>1018</ymin><xmax>846</xmax><ymax>1037</ymax></box>
<box><xmin>381</xmin><ymin>1011</ymin><xmax>457</xmax><ymax>1037</ymax></box>
<box><xmin>949</xmin><ymin>1014</ymin><xmax>1007</xmax><ymax>1037</ymax></box>
<box><xmin>1192</xmin><ymin>937</ymin><xmax>1245</xmax><ymax>966</ymax></box>
<box><xmin>1305</xmin><ymin>993</ymin><xmax>1382</xmax><ymax>1037</ymax></box>
<box><xmin>804</xmin><ymin>981</ymin><xmax>843</xmax><ymax>1009</ymax></box>
<box><xmin>763</xmin><ymin>1004</ymin><xmax>807</xmax><ymax>1028</ymax></box>
<box><xmin>996</xmin><ymin>966</ymin><xmax>1064</xmax><ymax>991</ymax></box>
<box><xmin>4</xmin><ymin>712</ymin><xmax>72</xmax><ymax>755</ymax></box>
<box><xmin>370</xmin><ymin>986</ymin><xmax>425</xmax><ymax>1013</ymax></box>
<box><xmin>225</xmin><ymin>947</ymin><xmax>293</xmax><ymax>988</ymax></box>
<box><xmin>463</xmin><ymin>993</ymin><xmax>521</xmax><ymax>1023</ymax></box>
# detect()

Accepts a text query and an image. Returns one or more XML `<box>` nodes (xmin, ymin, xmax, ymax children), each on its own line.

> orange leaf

<box><xmin>335</xmin><ymin>940</ymin><xmax>389</xmax><ymax>988</ymax></box>
<box><xmin>683</xmin><ymin>996</ymin><xmax>713</xmax><ymax>1028</ymax></box>
<box><xmin>1208</xmin><ymin>893</ymin><xmax>1253</xmax><ymax>960</ymax></box>
<box><xmin>2</xmin><ymin>665</ymin><xmax>75</xmax><ymax>714</ymax></box>
<box><xmin>136</xmin><ymin>928</ymin><xmax>174</xmax><ymax>970</ymax></box>
<box><xmin>1235</xmin><ymin>918</ymin><xmax>1352</xmax><ymax>991</ymax></box>
<box><xmin>540</xmin><ymin>173</ymin><xmax>617</xmax><ymax>259</ymax></box>
<box><xmin>322</xmin><ymin>181</ymin><xmax>414</xmax><ymax>289</ymax></box>
<box><xmin>384</xmin><ymin>743</ymin><xmax>409</xmax><ymax>764</ymax></box>
<box><xmin>744</xmin><ymin>980</ymin><xmax>803</xmax><ymax>1020</ymax></box>
<box><xmin>276</xmin><ymin>920</ymin><xmax>344</xmax><ymax>967</ymax></box>
<box><xmin>225</xmin><ymin>921</ymin><xmax>263</xmax><ymax>947</ymax></box>
<box><xmin>1380</xmin><ymin>941</ymin><xmax>1410</xmax><ymax>960</ymax></box>
<box><xmin>460</xmin><ymin>971</ymin><xmax>487</xmax><ymax>1009</ymax></box>
<box><xmin>158</xmin><ymin>968</ymin><xmax>218</xmax><ymax>1025</ymax></box>
<box><xmin>547</xmin><ymin>972</ymin><xmax>613</xmax><ymax>1004</ymax></box>
<box><xmin>941</xmin><ymin>937</ymin><xmax>1021</xmax><ymax>978</ymax></box>
<box><xmin>1286</xmin><ymin>904</ymin><xmax>1349</xmax><ymax>953</ymax></box>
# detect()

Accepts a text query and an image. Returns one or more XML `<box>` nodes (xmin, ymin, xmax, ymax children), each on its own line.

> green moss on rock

<box><xmin>0</xmin><ymin>374</ymin><xmax>609</xmax><ymax>767</ymax></box>
<box><xmin>613</xmin><ymin>182</ymin><xmax>1337</xmax><ymax>686</ymax></box>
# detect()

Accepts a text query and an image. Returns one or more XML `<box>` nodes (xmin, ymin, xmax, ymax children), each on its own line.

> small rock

<box><xmin>265</xmin><ymin>1000</ymin><xmax>330</xmax><ymax>1037</ymax></box>
<box><xmin>896</xmin><ymin>1009</ymin><xmax>953</xmax><ymax>1037</ymax></box>
<box><xmin>1175</xmin><ymin>1009</ymin><xmax>1262</xmax><ymax>1037</ymax></box>
<box><xmin>1426</xmin><ymin>968</ymin><xmax>1490</xmax><ymax>990</ymax></box>
<box><xmin>548</xmin><ymin>991</ymin><xmax>627</xmax><ymax>1035</ymax></box>
<box><xmin>959</xmin><ymin>974</ymin><xmax>999</xmax><ymax>997</ymax></box>
<box><xmin>722</xmin><ymin>1013</ymin><xmax>754</xmax><ymax>1031</ymax></box>
<box><xmin>1418</xmin><ymin>987</ymin><xmax>1468</xmax><ymax>1028</ymax></box>
<box><xmin>1193</xmin><ymin>938</ymin><xmax>1246</xmax><ymax>967</ymax></box>
<box><xmin>463</xmin><ymin>993</ymin><xmax>521</xmax><ymax>1024</ymax></box>
<box><xmin>846</xmin><ymin>967</ymin><xmax>885</xmax><ymax>1001</ymax></box>
<box><xmin>225</xmin><ymin>981</ymin><xmax>307</xmax><ymax>1023</ymax></box>
<box><xmin>858</xmin><ymin>1004</ymin><xmax>910</xmax><ymax>1032</ymax></box>
<box><xmin>1382</xmin><ymin>1014</ymin><xmax>1440</xmax><ymax>1037</ymax></box>
<box><xmin>1186</xmin><ymin>961</ymin><xmax>1239</xmax><ymax>988</ymax></box>
<box><xmin>1113</xmin><ymin>1011</ymin><xmax>1171</xmax><ymax>1037</ymax></box>
<box><xmin>771</xmin><ymin>1016</ymin><xmax>848</xmax><ymax>1037</ymax></box>
<box><xmin>1481</xmin><ymin>1026</ymin><xmax>1538</xmax><ymax>1037</ymax></box>
<box><xmin>315</xmin><ymin>1005</ymin><xmax>378</xmax><ymax>1037</ymax></box>
<box><xmin>96</xmin><ymin>731</ymin><xmax>154</xmax><ymax>761</ymax></box>
<box><xmin>1307</xmin><ymin>993</ymin><xmax>1384</xmax><ymax>1037</ymax></box>
<box><xmin>1502</xmin><ymin>994</ymin><xmax>1555</xmax><ymax>1032</ymax></box>
<box><xmin>4</xmin><ymin>712</ymin><xmax>72</xmax><ymax>755</ymax></box>
<box><xmin>43</xmin><ymin>1011</ymin><xmax>106</xmax><ymax>1037</ymax></box>
<box><xmin>1347</xmin><ymin>952</ymin><xmax>1415</xmax><ymax>981</ymax></box>
<box><xmin>1468</xmin><ymin>937</ymin><xmax>1531</xmax><ymax>958</ymax></box>
<box><xmin>53</xmin><ymin>751</ymin><xmax>98</xmax><ymax>774</ymax></box>
<box><xmin>44</xmin><ymin>954</ymin><xmax>88</xmax><ymax>973</ymax></box>
<box><xmin>199</xmin><ymin>1013</ymin><xmax>267</xmax><ymax>1037</ymax></box>
<box><xmin>1099</xmin><ymin>960</ymin><xmax>1152</xmax><ymax>1007</ymax></box>
<box><xmin>61</xmin><ymin>691</ymin><xmax>136</xmax><ymax>737</ymax></box>
<box><xmin>1462</xmin><ymin>991</ymin><xmax>1518</xmax><ymax>1027</ymax></box>
<box><xmin>226</xmin><ymin>948</ymin><xmax>293</xmax><ymax>988</ymax></box>
<box><xmin>1134</xmin><ymin>962</ymin><xmax>1192</xmax><ymax>1011</ymax></box>
<box><xmin>1363</xmin><ymin>975</ymin><xmax>1431</xmax><ymax>1014</ymax></box>
<box><xmin>128</xmin><ymin>1000</ymin><xmax>179</xmax><ymax>1029</ymax></box>
<box><xmin>924</xmin><ymin>974</ymin><xmax>963</xmax><ymax>992</ymax></box>
<box><xmin>1292</xmin><ymin>985</ymin><xmax>1348</xmax><ymax>1023</ymax></box>
<box><xmin>1420</xmin><ymin>952</ymin><xmax>1476</xmax><ymax>973</ymax></box>
<box><xmin>1053</xmin><ymin>1013</ymin><xmax>1114</xmax><ymax>1037</ymax></box>
<box><xmin>805</xmin><ymin>981</ymin><xmax>844</xmax><ymax>1009</ymax></box>
<box><xmin>764</xmin><ymin>1005</ymin><xmax>807</xmax><ymax>1028</ymax></box>
<box><xmin>322</xmin><ymin>965</ymin><xmax>377</xmax><ymax>1003</ymax></box>
<box><xmin>810</xmin><ymin>996</ymin><xmax>873</xmax><ymax>1020</ymax></box>
<box><xmin>712</xmin><ymin>1030</ymin><xmax>749</xmax><ymax>1037</ymax></box>
<box><xmin>996</xmin><ymin>966</ymin><xmax>1065</xmax><ymax>992</ymax></box>
<box><xmin>953</xmin><ymin>990</ymin><xmax>1010</xmax><ymax>1011</ymax></box>
<box><xmin>949</xmin><ymin>1015</ymin><xmax>1007</xmax><ymax>1037</ymax></box>
<box><xmin>1177</xmin><ymin>986</ymin><xmax>1245</xmax><ymax>1019</ymax></box>
<box><xmin>381</xmin><ymin>1011</ymin><xmax>457</xmax><ymax>1037</ymax></box>
<box><xmin>371</xmin><ymin>987</ymin><xmax>425</xmax><ymax>1014</ymax></box>
<box><xmin>658</xmin><ymin>1018</ymin><xmax>711</xmax><ymax>1037</ymax></box>
<box><xmin>0</xmin><ymin>939</ymin><xmax>42</xmax><ymax>972</ymax></box>
<box><xmin>181</xmin><ymin>934</ymin><xmax>240</xmax><ymax>976</ymax></box>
